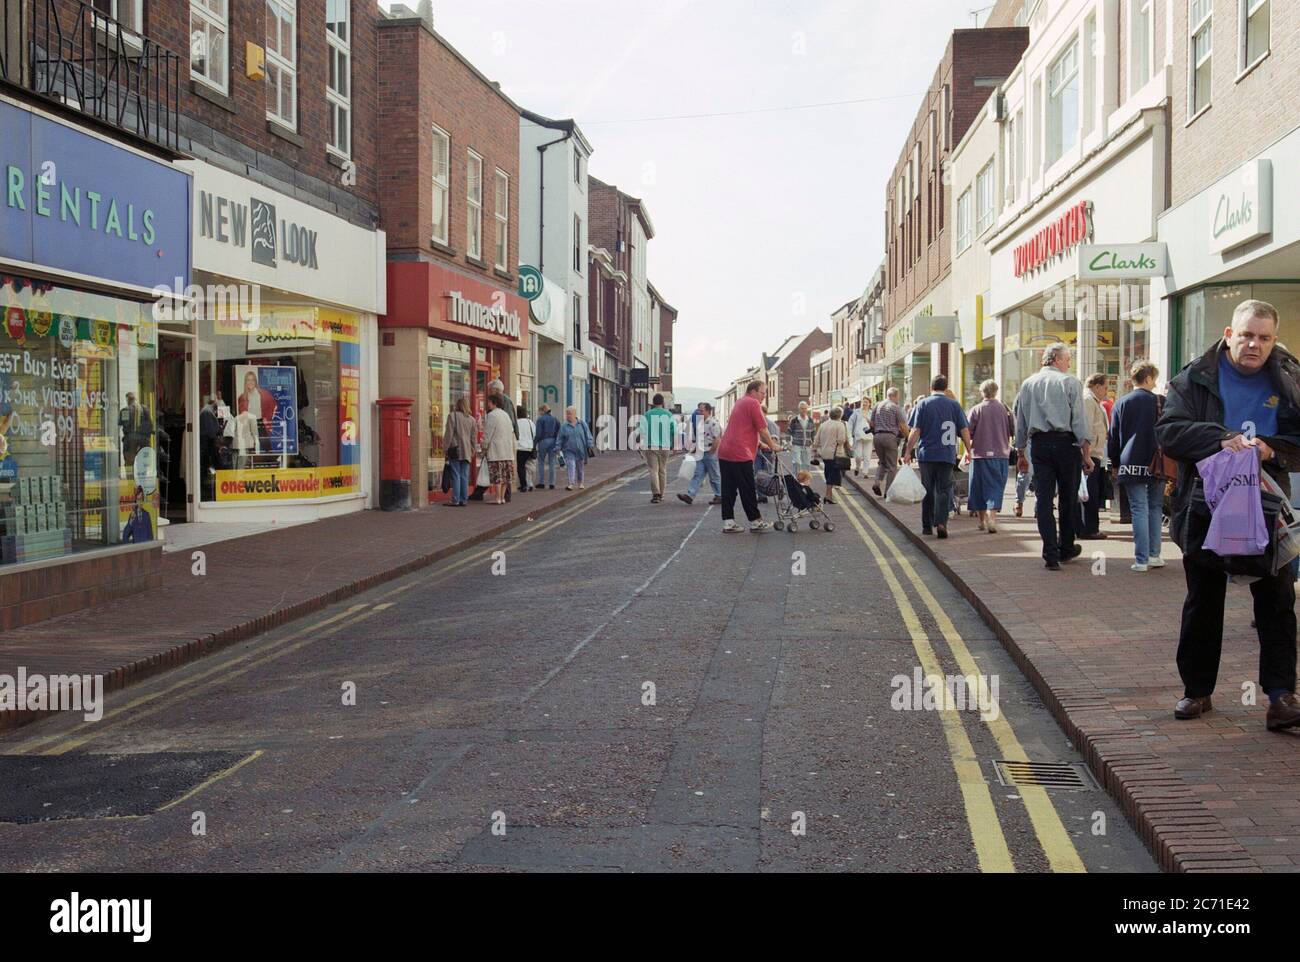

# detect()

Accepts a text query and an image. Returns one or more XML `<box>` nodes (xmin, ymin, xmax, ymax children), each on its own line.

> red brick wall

<box><xmin>377</xmin><ymin>18</ymin><xmax>519</xmax><ymax>281</ymax></box>
<box><xmin>773</xmin><ymin>329</ymin><xmax>830</xmax><ymax>423</ymax></box>
<box><xmin>587</xmin><ymin>178</ymin><xmax>633</xmax><ymax>368</ymax></box>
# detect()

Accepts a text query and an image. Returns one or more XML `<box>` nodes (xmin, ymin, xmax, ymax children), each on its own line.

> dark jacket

<box><xmin>534</xmin><ymin>413</ymin><xmax>561</xmax><ymax>444</ymax></box>
<box><xmin>1156</xmin><ymin>339</ymin><xmax>1300</xmax><ymax>547</ymax></box>
<box><xmin>1107</xmin><ymin>388</ymin><xmax>1159</xmax><ymax>477</ymax></box>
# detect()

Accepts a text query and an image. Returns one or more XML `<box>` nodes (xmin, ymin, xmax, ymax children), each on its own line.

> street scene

<box><xmin>0</xmin><ymin>0</ymin><xmax>1297</xmax><ymax>936</ymax></box>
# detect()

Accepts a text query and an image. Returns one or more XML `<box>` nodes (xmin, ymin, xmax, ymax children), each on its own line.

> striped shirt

<box><xmin>871</xmin><ymin>401</ymin><xmax>904</xmax><ymax>436</ymax></box>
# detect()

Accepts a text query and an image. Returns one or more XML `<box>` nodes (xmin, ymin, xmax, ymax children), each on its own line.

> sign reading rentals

<box><xmin>1014</xmin><ymin>201</ymin><xmax>1093</xmax><ymax>277</ymax></box>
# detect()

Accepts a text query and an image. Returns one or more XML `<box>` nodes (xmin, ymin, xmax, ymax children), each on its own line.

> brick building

<box><xmin>375</xmin><ymin>6</ymin><xmax>528</xmax><ymax>505</ymax></box>
<box><xmin>761</xmin><ymin>328</ymin><xmax>830</xmax><ymax>426</ymax></box>
<box><xmin>1156</xmin><ymin>0</ymin><xmax>1300</xmax><ymax>370</ymax></box>
<box><xmin>649</xmin><ymin>282</ymin><xmax>676</xmax><ymax>399</ymax></box>
<box><xmin>882</xmin><ymin>19</ymin><xmax>1027</xmax><ymax>403</ymax></box>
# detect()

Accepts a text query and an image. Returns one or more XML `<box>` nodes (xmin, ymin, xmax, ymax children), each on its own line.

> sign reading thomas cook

<box><xmin>215</xmin><ymin>465</ymin><xmax>361</xmax><ymax>501</ymax></box>
<box><xmin>1077</xmin><ymin>243</ymin><xmax>1168</xmax><ymax>280</ymax></box>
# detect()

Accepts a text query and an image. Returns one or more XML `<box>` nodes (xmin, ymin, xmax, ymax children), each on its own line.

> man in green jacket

<box><xmin>642</xmin><ymin>394</ymin><xmax>677</xmax><ymax>504</ymax></box>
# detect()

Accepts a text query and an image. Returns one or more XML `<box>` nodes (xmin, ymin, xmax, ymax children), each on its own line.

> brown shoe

<box><xmin>1014</xmin><ymin>503</ymin><xmax>1023</xmax><ymax>517</ymax></box>
<box><xmin>1266</xmin><ymin>692</ymin><xmax>1300</xmax><ymax>731</ymax></box>
<box><xmin>1175</xmin><ymin>695</ymin><xmax>1213</xmax><ymax>720</ymax></box>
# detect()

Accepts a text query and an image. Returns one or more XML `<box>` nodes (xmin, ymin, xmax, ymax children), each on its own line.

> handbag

<box><xmin>833</xmin><ymin>436</ymin><xmax>852</xmax><ymax>470</ymax></box>
<box><xmin>440</xmin><ymin>462</ymin><xmax>453</xmax><ymax>494</ymax></box>
<box><xmin>446</xmin><ymin>443</ymin><xmax>460</xmax><ymax>461</ymax></box>
<box><xmin>1148</xmin><ymin>395</ymin><xmax>1179</xmax><ymax>480</ymax></box>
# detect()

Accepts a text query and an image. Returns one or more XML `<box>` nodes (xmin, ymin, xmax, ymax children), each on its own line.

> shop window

<box><xmin>190</xmin><ymin>0</ymin><xmax>228</xmax><ymax>94</ymax></box>
<box><xmin>1178</xmin><ymin>284</ymin><xmax>1300</xmax><ymax>367</ymax></box>
<box><xmin>1240</xmin><ymin>0</ymin><xmax>1269</xmax><ymax>72</ymax></box>
<box><xmin>431</xmin><ymin>125</ymin><xmax>450</xmax><ymax>246</ymax></box>
<box><xmin>1190</xmin><ymin>0</ymin><xmax>1213</xmax><ymax>118</ymax></box>
<box><xmin>0</xmin><ymin>277</ymin><xmax>158</xmax><ymax>565</ymax></box>
<box><xmin>427</xmin><ymin>338</ymin><xmax>471</xmax><ymax>492</ymax></box>
<box><xmin>326</xmin><ymin>0</ymin><xmax>351</xmax><ymax>158</ymax></box>
<box><xmin>467</xmin><ymin>150</ymin><xmax>483</xmax><ymax>261</ymax></box>
<box><xmin>1046</xmin><ymin>39</ymin><xmax>1080</xmax><ymax>167</ymax></box>
<box><xmin>193</xmin><ymin>305</ymin><xmax>363</xmax><ymax>505</ymax></box>
<box><xmin>494</xmin><ymin>169</ymin><xmax>509</xmax><ymax>271</ymax></box>
<box><xmin>266</xmin><ymin>0</ymin><xmax>298</xmax><ymax>130</ymax></box>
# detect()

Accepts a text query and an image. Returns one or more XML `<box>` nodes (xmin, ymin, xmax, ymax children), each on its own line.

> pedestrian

<box><xmin>1013</xmin><ymin>343</ymin><xmax>1093</xmax><ymax>570</ymax></box>
<box><xmin>1157</xmin><ymin>299</ymin><xmax>1300</xmax><ymax>730</ymax></box>
<box><xmin>441</xmin><ymin>396</ymin><xmax>476</xmax><ymax>507</ymax></box>
<box><xmin>558</xmin><ymin>405</ymin><xmax>594</xmax><ymax>490</ymax></box>
<box><xmin>1013</xmin><ymin>439</ymin><xmax>1032</xmax><ymax>517</ymax></box>
<box><xmin>533</xmin><ymin>403</ymin><xmax>561</xmax><ymax>490</ymax></box>
<box><xmin>641</xmin><ymin>393</ymin><xmax>676</xmax><ymax>503</ymax></box>
<box><xmin>1077</xmin><ymin>373</ymin><xmax>1110</xmax><ymax>540</ymax></box>
<box><xmin>480</xmin><ymin>394</ymin><xmax>515</xmax><ymax>505</ymax></box>
<box><xmin>716</xmin><ymin>380</ymin><xmax>777</xmax><ymax>533</ymax></box>
<box><xmin>903</xmin><ymin>375</ymin><xmax>971</xmax><ymax>539</ymax></box>
<box><xmin>870</xmin><ymin>387</ymin><xmax>906</xmax><ymax>497</ymax></box>
<box><xmin>1108</xmin><ymin>361</ymin><xmax>1164</xmax><ymax>571</ymax></box>
<box><xmin>966</xmin><ymin>380</ymin><xmax>1015</xmax><ymax>533</ymax></box>
<box><xmin>678</xmin><ymin>402</ymin><xmax>722</xmax><ymax>505</ymax></box>
<box><xmin>468</xmin><ymin>379</ymin><xmax>518</xmax><ymax>503</ymax></box>
<box><xmin>848</xmin><ymin>398</ymin><xmax>873</xmax><ymax>477</ymax></box>
<box><xmin>814</xmin><ymin>406</ymin><xmax>851</xmax><ymax>505</ymax></box>
<box><xmin>516</xmin><ymin>404</ymin><xmax>536</xmax><ymax>492</ymax></box>
<box><xmin>788</xmin><ymin>401</ymin><xmax>815</xmax><ymax>474</ymax></box>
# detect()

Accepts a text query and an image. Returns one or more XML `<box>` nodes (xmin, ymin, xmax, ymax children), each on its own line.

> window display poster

<box><xmin>338</xmin><ymin>341</ymin><xmax>360</xmax><ymax>466</ymax></box>
<box><xmin>234</xmin><ymin>364</ymin><xmax>298</xmax><ymax>456</ymax></box>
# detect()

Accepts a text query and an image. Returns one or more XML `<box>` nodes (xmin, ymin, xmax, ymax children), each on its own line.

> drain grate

<box><xmin>993</xmin><ymin>759</ymin><xmax>1094</xmax><ymax>791</ymax></box>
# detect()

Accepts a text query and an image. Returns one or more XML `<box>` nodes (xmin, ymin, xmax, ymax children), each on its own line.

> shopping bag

<box><xmin>678</xmin><ymin>454</ymin><xmax>698</xmax><ymax>482</ymax></box>
<box><xmin>1077</xmin><ymin>472</ymin><xmax>1090</xmax><ymax>503</ymax></box>
<box><xmin>440</xmin><ymin>463</ymin><xmax>453</xmax><ymax>494</ymax></box>
<box><xmin>476</xmin><ymin>460</ymin><xmax>491</xmax><ymax>487</ymax></box>
<box><xmin>886</xmin><ymin>465</ymin><xmax>926</xmax><ymax>504</ymax></box>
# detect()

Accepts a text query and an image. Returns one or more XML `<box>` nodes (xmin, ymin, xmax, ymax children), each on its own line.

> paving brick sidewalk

<box><xmin>0</xmin><ymin>453</ymin><xmax>646</xmax><ymax>733</ymax></box>
<box><xmin>847</xmin><ymin>469</ymin><xmax>1300</xmax><ymax>873</ymax></box>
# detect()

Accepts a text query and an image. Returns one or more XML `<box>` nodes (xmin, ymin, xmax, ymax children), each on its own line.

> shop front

<box><xmin>384</xmin><ymin>260</ymin><xmax>528</xmax><ymax>506</ymax></box>
<box><xmin>173</xmin><ymin>161</ymin><xmax>385</xmax><ymax>527</ymax></box>
<box><xmin>525</xmin><ymin>272</ymin><xmax>566</xmax><ymax>416</ymax></box>
<box><xmin>883</xmin><ymin>279</ymin><xmax>950</xmax><ymax>406</ymax></box>
<box><xmin>989</xmin><ymin>117</ymin><xmax>1166</xmax><ymax>400</ymax></box>
<box><xmin>1157</xmin><ymin>130</ymin><xmax>1300</xmax><ymax>370</ymax></box>
<box><xmin>0</xmin><ymin>96</ymin><xmax>190</xmax><ymax>626</ymax></box>
<box><xmin>590</xmin><ymin>344</ymin><xmax>618</xmax><ymax>428</ymax></box>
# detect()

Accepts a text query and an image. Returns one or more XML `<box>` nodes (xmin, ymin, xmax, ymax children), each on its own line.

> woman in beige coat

<box><xmin>480</xmin><ymin>394</ymin><xmax>516</xmax><ymax>504</ymax></box>
<box><xmin>813</xmin><ymin>406</ymin><xmax>851</xmax><ymax>504</ymax></box>
<box><xmin>441</xmin><ymin>396</ymin><xmax>477</xmax><ymax>506</ymax></box>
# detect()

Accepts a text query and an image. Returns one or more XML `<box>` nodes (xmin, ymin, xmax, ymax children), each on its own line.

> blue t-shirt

<box><xmin>908</xmin><ymin>393</ymin><xmax>968</xmax><ymax>463</ymax></box>
<box><xmin>1218</xmin><ymin>354</ymin><xmax>1279</xmax><ymax>439</ymax></box>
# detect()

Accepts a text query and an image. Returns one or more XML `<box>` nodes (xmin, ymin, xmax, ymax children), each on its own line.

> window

<box><xmin>929</xmin><ymin>111</ymin><xmax>937</xmax><ymax>172</ymax></box>
<box><xmin>574</xmin><ymin>151</ymin><xmax>583</xmax><ymax>186</ymax></box>
<box><xmin>573</xmin><ymin>214</ymin><xmax>582</xmax><ymax>273</ymax></box>
<box><xmin>1014</xmin><ymin>109</ymin><xmax>1025</xmax><ymax>201</ymax></box>
<box><xmin>1190</xmin><ymin>0</ymin><xmax>1213</xmax><ymax>116</ymax></box>
<box><xmin>493</xmin><ymin>170</ymin><xmax>509</xmax><ymax>270</ymax></box>
<box><xmin>573</xmin><ymin>294</ymin><xmax>582</xmax><ymax>350</ymax></box>
<box><xmin>942</xmin><ymin>83</ymin><xmax>951</xmax><ymax>149</ymax></box>
<box><xmin>326</xmin><ymin>0</ymin><xmax>350</xmax><ymax>157</ymax></box>
<box><xmin>1004</xmin><ymin>113</ymin><xmax>1018</xmax><ymax>204</ymax></box>
<box><xmin>92</xmin><ymin>0</ymin><xmax>142</xmax><ymax>31</ymax></box>
<box><xmin>467</xmin><ymin>150</ymin><xmax>483</xmax><ymax>260</ymax></box>
<box><xmin>1129</xmin><ymin>1</ymin><xmax>1151</xmax><ymax>97</ymax></box>
<box><xmin>431</xmin><ymin>126</ymin><xmax>450</xmax><ymax>245</ymax></box>
<box><xmin>1083</xmin><ymin>13</ymin><xmax>1097</xmax><ymax>137</ymax></box>
<box><xmin>189</xmin><ymin>0</ymin><xmax>228</xmax><ymax>93</ymax></box>
<box><xmin>1032</xmin><ymin>78</ymin><xmax>1042</xmax><ymax>174</ymax></box>
<box><xmin>975</xmin><ymin>161</ymin><xmax>995</xmax><ymax>235</ymax></box>
<box><xmin>1046</xmin><ymin>40</ymin><xmax>1080</xmax><ymax>166</ymax></box>
<box><xmin>956</xmin><ymin>188</ymin><xmax>972</xmax><ymax>253</ymax></box>
<box><xmin>1240</xmin><ymin>0</ymin><xmax>1269</xmax><ymax>71</ymax></box>
<box><xmin>266</xmin><ymin>0</ymin><xmax>297</xmax><ymax>129</ymax></box>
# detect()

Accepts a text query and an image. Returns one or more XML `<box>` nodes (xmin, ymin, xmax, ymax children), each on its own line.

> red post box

<box><xmin>376</xmin><ymin>397</ymin><xmax>414</xmax><ymax>511</ymax></box>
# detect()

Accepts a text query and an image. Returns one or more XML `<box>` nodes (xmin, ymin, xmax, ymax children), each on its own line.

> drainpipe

<box><xmin>536</xmin><ymin>131</ymin><xmax>572</xmax><ymax>275</ymax></box>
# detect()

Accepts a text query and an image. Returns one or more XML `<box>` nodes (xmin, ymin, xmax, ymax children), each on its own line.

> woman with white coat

<box><xmin>480</xmin><ymin>394</ymin><xmax>516</xmax><ymax>504</ymax></box>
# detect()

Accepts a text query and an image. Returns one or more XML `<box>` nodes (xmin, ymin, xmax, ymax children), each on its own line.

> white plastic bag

<box><xmin>477</xmin><ymin>459</ymin><xmax>491</xmax><ymax>487</ymax></box>
<box><xmin>678</xmin><ymin>454</ymin><xmax>698</xmax><ymax>482</ymax></box>
<box><xmin>1077</xmin><ymin>471</ymin><xmax>1090</xmax><ymax>503</ymax></box>
<box><xmin>886</xmin><ymin>465</ymin><xmax>926</xmax><ymax>504</ymax></box>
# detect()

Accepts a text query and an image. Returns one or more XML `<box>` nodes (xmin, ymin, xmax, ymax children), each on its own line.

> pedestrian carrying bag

<box><xmin>476</xmin><ymin>459</ymin><xmax>490</xmax><ymax>488</ymax></box>
<box><xmin>1077</xmin><ymin>471</ymin><xmax>1090</xmax><ymax>503</ymax></box>
<box><xmin>440</xmin><ymin>462</ymin><xmax>453</xmax><ymax>494</ymax></box>
<box><xmin>834</xmin><ymin>438</ymin><xmax>853</xmax><ymax>471</ymax></box>
<box><xmin>887</xmin><ymin>465</ymin><xmax>926</xmax><ymax>504</ymax></box>
<box><xmin>1148</xmin><ymin>394</ymin><xmax>1179</xmax><ymax>480</ymax></box>
<box><xmin>678</xmin><ymin>454</ymin><xmax>697</xmax><ymax>482</ymax></box>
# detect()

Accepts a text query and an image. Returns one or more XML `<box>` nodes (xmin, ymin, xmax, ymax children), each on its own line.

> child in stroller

<box><xmin>771</xmin><ymin>462</ymin><xmax>835</xmax><ymax>533</ymax></box>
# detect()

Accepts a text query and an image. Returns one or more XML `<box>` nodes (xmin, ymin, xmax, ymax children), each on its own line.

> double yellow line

<box><xmin>5</xmin><ymin>478</ymin><xmax>632</xmax><ymax>758</ymax></box>
<box><xmin>836</xmin><ymin>492</ymin><xmax>1085</xmax><ymax>873</ymax></box>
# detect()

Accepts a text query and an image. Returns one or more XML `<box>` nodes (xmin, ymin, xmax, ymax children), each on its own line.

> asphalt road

<box><xmin>0</xmin><ymin>469</ymin><xmax>1156</xmax><ymax>872</ymax></box>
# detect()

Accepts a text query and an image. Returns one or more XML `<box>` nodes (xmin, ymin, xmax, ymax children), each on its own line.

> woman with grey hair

<box><xmin>813</xmin><ymin>405</ymin><xmax>851</xmax><ymax>504</ymax></box>
<box><xmin>966</xmin><ymin>380</ymin><xmax>1015</xmax><ymax>533</ymax></box>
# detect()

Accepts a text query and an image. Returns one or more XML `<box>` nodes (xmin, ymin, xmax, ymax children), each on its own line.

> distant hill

<box><xmin>670</xmin><ymin>386</ymin><xmax>724</xmax><ymax>410</ymax></box>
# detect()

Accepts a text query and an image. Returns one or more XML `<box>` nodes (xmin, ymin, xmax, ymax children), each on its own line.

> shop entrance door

<box><xmin>157</xmin><ymin>333</ymin><xmax>193</xmax><ymax>525</ymax></box>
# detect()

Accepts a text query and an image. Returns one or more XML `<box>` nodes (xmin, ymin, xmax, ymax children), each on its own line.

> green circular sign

<box><xmin>518</xmin><ymin>266</ymin><xmax>544</xmax><ymax>302</ymax></box>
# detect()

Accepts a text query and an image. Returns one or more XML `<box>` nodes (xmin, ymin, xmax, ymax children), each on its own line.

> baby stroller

<box><xmin>756</xmin><ymin>450</ymin><xmax>835</xmax><ymax>533</ymax></box>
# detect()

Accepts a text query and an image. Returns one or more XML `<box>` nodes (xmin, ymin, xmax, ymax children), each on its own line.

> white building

<box><xmin>985</xmin><ymin>0</ymin><xmax>1174</xmax><ymax>399</ymax></box>
<box><xmin>519</xmin><ymin>109</ymin><xmax>594</xmax><ymax>419</ymax></box>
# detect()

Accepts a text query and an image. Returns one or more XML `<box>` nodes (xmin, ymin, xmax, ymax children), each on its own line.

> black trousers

<box><xmin>1076</xmin><ymin>456</ymin><xmax>1103</xmax><ymax>534</ymax></box>
<box><xmin>1029</xmin><ymin>434</ymin><xmax>1082</xmax><ymax>564</ymax></box>
<box><xmin>1177</xmin><ymin>559</ymin><xmax>1298</xmax><ymax>697</ymax></box>
<box><xmin>516</xmin><ymin>450</ymin><xmax>534</xmax><ymax>489</ymax></box>
<box><xmin>720</xmin><ymin>458</ymin><xmax>761</xmax><ymax>523</ymax></box>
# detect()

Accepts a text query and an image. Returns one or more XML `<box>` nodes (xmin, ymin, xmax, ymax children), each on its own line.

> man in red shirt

<box><xmin>717</xmin><ymin>380</ymin><xmax>778</xmax><ymax>533</ymax></box>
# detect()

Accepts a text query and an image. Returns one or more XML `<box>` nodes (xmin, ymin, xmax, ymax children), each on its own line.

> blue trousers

<box><xmin>448</xmin><ymin>459</ymin><xmax>469</xmax><ymax>505</ymax></box>
<box><xmin>687</xmin><ymin>453</ymin><xmax>721</xmax><ymax>499</ymax></box>
<box><xmin>1123</xmin><ymin>476</ymin><xmax>1163</xmax><ymax>565</ymax></box>
<box><xmin>535</xmin><ymin>439</ymin><xmax>558</xmax><ymax>487</ymax></box>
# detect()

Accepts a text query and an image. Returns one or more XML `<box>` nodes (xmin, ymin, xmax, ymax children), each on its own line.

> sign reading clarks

<box><xmin>1077</xmin><ymin>243</ymin><xmax>1168</xmax><ymax>279</ymax></box>
<box><xmin>1209</xmin><ymin>160</ymin><xmax>1272</xmax><ymax>255</ymax></box>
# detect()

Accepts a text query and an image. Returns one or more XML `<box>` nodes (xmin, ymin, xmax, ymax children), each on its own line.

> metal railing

<box><xmin>2</xmin><ymin>0</ymin><xmax>181</xmax><ymax>152</ymax></box>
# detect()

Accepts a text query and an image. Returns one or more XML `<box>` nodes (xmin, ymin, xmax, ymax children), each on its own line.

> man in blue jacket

<box><xmin>533</xmin><ymin>404</ymin><xmax>562</xmax><ymax>490</ymax></box>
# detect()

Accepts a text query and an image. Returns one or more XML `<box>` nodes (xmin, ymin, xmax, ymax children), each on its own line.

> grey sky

<box><xmin>380</xmin><ymin>1</ymin><xmax>994</xmax><ymax>390</ymax></box>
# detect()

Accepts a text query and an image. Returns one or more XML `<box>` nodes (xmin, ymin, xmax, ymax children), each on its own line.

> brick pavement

<box><xmin>0</xmin><ymin>453</ymin><xmax>645</xmax><ymax>733</ymax></box>
<box><xmin>848</xmin><ymin>468</ymin><xmax>1300</xmax><ymax>873</ymax></box>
